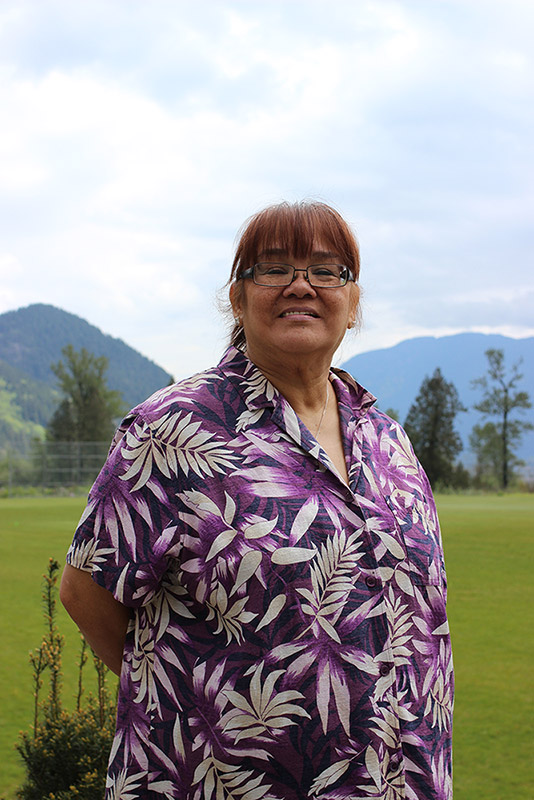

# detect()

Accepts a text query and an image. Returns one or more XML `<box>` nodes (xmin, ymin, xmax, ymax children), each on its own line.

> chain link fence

<box><xmin>2</xmin><ymin>441</ymin><xmax>110</xmax><ymax>494</ymax></box>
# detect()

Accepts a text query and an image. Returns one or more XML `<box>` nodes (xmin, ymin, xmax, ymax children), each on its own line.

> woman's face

<box><xmin>230</xmin><ymin>241</ymin><xmax>359</xmax><ymax>370</ymax></box>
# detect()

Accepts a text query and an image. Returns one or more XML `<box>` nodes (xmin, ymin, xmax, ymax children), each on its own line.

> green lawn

<box><xmin>438</xmin><ymin>494</ymin><xmax>534</xmax><ymax>799</ymax></box>
<box><xmin>0</xmin><ymin>496</ymin><xmax>119</xmax><ymax>798</ymax></box>
<box><xmin>0</xmin><ymin>494</ymin><xmax>532</xmax><ymax>799</ymax></box>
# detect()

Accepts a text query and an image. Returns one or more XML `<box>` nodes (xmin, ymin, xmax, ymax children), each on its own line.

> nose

<box><xmin>282</xmin><ymin>269</ymin><xmax>316</xmax><ymax>297</ymax></box>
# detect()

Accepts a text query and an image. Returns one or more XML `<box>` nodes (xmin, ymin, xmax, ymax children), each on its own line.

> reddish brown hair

<box><xmin>229</xmin><ymin>201</ymin><xmax>360</xmax><ymax>349</ymax></box>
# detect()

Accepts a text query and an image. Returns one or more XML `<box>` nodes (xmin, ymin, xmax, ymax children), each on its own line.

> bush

<box><xmin>16</xmin><ymin>560</ymin><xmax>116</xmax><ymax>800</ymax></box>
<box><xmin>16</xmin><ymin>705</ymin><xmax>115</xmax><ymax>800</ymax></box>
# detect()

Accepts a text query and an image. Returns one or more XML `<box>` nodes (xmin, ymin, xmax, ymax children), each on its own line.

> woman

<box><xmin>61</xmin><ymin>201</ymin><xmax>453</xmax><ymax>800</ymax></box>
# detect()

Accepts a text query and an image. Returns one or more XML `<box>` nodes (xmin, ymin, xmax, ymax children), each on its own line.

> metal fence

<box><xmin>3</xmin><ymin>441</ymin><xmax>110</xmax><ymax>492</ymax></box>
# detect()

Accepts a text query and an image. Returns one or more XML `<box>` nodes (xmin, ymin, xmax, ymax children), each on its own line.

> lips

<box><xmin>279</xmin><ymin>309</ymin><xmax>319</xmax><ymax>318</ymax></box>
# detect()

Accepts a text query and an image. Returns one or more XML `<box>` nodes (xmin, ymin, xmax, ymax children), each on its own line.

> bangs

<box><xmin>231</xmin><ymin>202</ymin><xmax>360</xmax><ymax>280</ymax></box>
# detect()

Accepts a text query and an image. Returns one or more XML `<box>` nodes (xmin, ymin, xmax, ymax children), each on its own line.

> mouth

<box><xmin>279</xmin><ymin>309</ymin><xmax>319</xmax><ymax>319</ymax></box>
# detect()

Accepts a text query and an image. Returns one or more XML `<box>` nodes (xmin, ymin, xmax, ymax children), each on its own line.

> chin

<box><xmin>272</xmin><ymin>337</ymin><xmax>335</xmax><ymax>358</ymax></box>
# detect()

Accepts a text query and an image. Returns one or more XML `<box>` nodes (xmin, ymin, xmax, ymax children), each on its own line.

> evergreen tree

<box><xmin>47</xmin><ymin>345</ymin><xmax>124</xmax><ymax>443</ymax></box>
<box><xmin>404</xmin><ymin>368</ymin><xmax>466</xmax><ymax>487</ymax></box>
<box><xmin>471</xmin><ymin>349</ymin><xmax>533</xmax><ymax>489</ymax></box>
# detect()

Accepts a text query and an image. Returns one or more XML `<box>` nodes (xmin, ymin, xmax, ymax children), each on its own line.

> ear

<box><xmin>230</xmin><ymin>281</ymin><xmax>243</xmax><ymax>319</ymax></box>
<box><xmin>347</xmin><ymin>283</ymin><xmax>360</xmax><ymax>328</ymax></box>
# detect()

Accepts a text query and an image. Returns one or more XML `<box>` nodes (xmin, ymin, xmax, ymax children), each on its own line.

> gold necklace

<box><xmin>314</xmin><ymin>383</ymin><xmax>330</xmax><ymax>438</ymax></box>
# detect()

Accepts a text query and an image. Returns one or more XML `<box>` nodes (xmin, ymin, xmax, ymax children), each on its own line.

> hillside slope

<box><xmin>0</xmin><ymin>304</ymin><xmax>174</xmax><ymax>451</ymax></box>
<box><xmin>0</xmin><ymin>304</ymin><xmax>173</xmax><ymax>408</ymax></box>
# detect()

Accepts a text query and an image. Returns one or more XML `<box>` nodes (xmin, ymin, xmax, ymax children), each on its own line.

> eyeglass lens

<box><xmin>254</xmin><ymin>263</ymin><xmax>347</xmax><ymax>287</ymax></box>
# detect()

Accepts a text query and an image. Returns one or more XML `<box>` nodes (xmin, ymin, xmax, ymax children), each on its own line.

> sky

<box><xmin>0</xmin><ymin>0</ymin><xmax>532</xmax><ymax>380</ymax></box>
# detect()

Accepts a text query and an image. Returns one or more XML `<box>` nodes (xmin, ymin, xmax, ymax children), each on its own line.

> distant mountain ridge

<box><xmin>341</xmin><ymin>332</ymin><xmax>534</xmax><ymax>465</ymax></box>
<box><xmin>0</xmin><ymin>303</ymin><xmax>171</xmax><ymax>406</ymax></box>
<box><xmin>0</xmin><ymin>303</ymin><xmax>173</xmax><ymax>404</ymax></box>
<box><xmin>0</xmin><ymin>304</ymin><xmax>174</xmax><ymax>451</ymax></box>
<box><xmin>1</xmin><ymin>304</ymin><xmax>533</xmax><ymax>469</ymax></box>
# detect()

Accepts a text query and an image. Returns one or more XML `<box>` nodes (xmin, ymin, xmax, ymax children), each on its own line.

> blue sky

<box><xmin>0</xmin><ymin>0</ymin><xmax>532</xmax><ymax>378</ymax></box>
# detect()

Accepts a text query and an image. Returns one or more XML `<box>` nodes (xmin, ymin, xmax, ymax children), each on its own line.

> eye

<box><xmin>257</xmin><ymin>263</ymin><xmax>291</xmax><ymax>276</ymax></box>
<box><xmin>310</xmin><ymin>265</ymin><xmax>341</xmax><ymax>279</ymax></box>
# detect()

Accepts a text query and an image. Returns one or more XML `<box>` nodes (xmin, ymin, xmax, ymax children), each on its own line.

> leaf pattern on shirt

<box><xmin>423</xmin><ymin>639</ymin><xmax>454</xmax><ymax>732</ymax></box>
<box><xmin>66</xmin><ymin>346</ymin><xmax>453</xmax><ymax>800</ymax></box>
<box><xmin>222</xmin><ymin>663</ymin><xmax>310</xmax><ymax>742</ymax></box>
<box><xmin>106</xmin><ymin>768</ymin><xmax>145</xmax><ymax>800</ymax></box>
<box><xmin>296</xmin><ymin>528</ymin><xmax>363</xmax><ymax>643</ymax></box>
<box><xmin>120</xmin><ymin>411</ymin><xmax>239</xmax><ymax>490</ymax></box>
<box><xmin>206</xmin><ymin>583</ymin><xmax>258</xmax><ymax>645</ymax></box>
<box><xmin>192</xmin><ymin>756</ymin><xmax>276</xmax><ymax>800</ymax></box>
<box><xmin>361</xmin><ymin>743</ymin><xmax>405</xmax><ymax>799</ymax></box>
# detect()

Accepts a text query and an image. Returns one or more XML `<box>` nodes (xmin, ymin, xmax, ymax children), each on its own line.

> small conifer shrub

<box><xmin>16</xmin><ymin>559</ymin><xmax>117</xmax><ymax>800</ymax></box>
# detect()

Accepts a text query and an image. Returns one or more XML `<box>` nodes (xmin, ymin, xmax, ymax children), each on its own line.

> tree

<box><xmin>47</xmin><ymin>345</ymin><xmax>124</xmax><ymax>443</ymax></box>
<box><xmin>469</xmin><ymin>422</ymin><xmax>503</xmax><ymax>489</ymax></box>
<box><xmin>471</xmin><ymin>349</ymin><xmax>533</xmax><ymax>489</ymax></box>
<box><xmin>404</xmin><ymin>368</ymin><xmax>466</xmax><ymax>487</ymax></box>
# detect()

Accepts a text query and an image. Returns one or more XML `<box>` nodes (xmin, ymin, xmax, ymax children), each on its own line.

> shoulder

<box><xmin>331</xmin><ymin>366</ymin><xmax>408</xmax><ymax>443</ymax></box>
<box><xmin>366</xmin><ymin>405</ymin><xmax>405</xmax><ymax>437</ymax></box>
<box><xmin>363</xmin><ymin>406</ymin><xmax>435</xmax><ymax>503</ymax></box>
<box><xmin>129</xmin><ymin>346</ymin><xmax>257</xmax><ymax>427</ymax></box>
<box><xmin>97</xmin><ymin>362</ymin><xmax>238</xmax><ymax>486</ymax></box>
<box><xmin>364</xmin><ymin>405</ymin><xmax>417</xmax><ymax>457</ymax></box>
<box><xmin>108</xmin><ymin>352</ymin><xmax>255</xmax><ymax>453</ymax></box>
<box><xmin>130</xmin><ymin>363</ymin><xmax>228</xmax><ymax>426</ymax></box>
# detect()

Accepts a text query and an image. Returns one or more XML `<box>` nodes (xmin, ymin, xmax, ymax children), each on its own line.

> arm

<box><xmin>60</xmin><ymin>564</ymin><xmax>131</xmax><ymax>676</ymax></box>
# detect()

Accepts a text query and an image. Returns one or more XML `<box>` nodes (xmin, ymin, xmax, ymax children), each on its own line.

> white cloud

<box><xmin>0</xmin><ymin>0</ymin><xmax>532</xmax><ymax>380</ymax></box>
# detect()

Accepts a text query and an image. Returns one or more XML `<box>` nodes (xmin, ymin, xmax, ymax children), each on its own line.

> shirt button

<box><xmin>379</xmin><ymin>663</ymin><xmax>392</xmax><ymax>676</ymax></box>
<box><xmin>365</xmin><ymin>575</ymin><xmax>378</xmax><ymax>589</ymax></box>
<box><xmin>390</xmin><ymin>754</ymin><xmax>402</xmax><ymax>770</ymax></box>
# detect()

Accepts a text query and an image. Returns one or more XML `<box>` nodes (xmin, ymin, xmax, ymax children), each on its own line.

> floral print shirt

<box><xmin>67</xmin><ymin>346</ymin><xmax>453</xmax><ymax>800</ymax></box>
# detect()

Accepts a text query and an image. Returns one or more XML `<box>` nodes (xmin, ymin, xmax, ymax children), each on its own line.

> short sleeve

<box><xmin>66</xmin><ymin>413</ymin><xmax>182</xmax><ymax>607</ymax></box>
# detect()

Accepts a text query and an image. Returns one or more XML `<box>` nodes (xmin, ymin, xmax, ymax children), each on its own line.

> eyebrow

<box><xmin>310</xmin><ymin>250</ymin><xmax>339</xmax><ymax>261</ymax></box>
<box><xmin>257</xmin><ymin>248</ymin><xmax>288</xmax><ymax>259</ymax></box>
<box><xmin>257</xmin><ymin>248</ymin><xmax>340</xmax><ymax>261</ymax></box>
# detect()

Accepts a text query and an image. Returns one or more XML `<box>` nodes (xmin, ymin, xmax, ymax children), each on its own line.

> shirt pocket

<box><xmin>403</xmin><ymin>538</ymin><xmax>444</xmax><ymax>586</ymax></box>
<box><xmin>400</xmin><ymin>498</ymin><xmax>445</xmax><ymax>586</ymax></box>
<box><xmin>383</xmin><ymin>492</ymin><xmax>444</xmax><ymax>587</ymax></box>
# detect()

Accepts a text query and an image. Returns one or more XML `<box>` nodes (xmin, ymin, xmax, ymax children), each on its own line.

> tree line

<box><xmin>401</xmin><ymin>349</ymin><xmax>532</xmax><ymax>490</ymax></box>
<box><xmin>41</xmin><ymin>344</ymin><xmax>533</xmax><ymax>492</ymax></box>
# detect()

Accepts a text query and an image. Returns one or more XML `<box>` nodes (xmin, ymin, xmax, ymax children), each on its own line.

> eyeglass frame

<box><xmin>239</xmin><ymin>262</ymin><xmax>356</xmax><ymax>288</ymax></box>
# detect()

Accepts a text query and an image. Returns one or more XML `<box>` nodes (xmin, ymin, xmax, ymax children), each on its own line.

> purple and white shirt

<box><xmin>67</xmin><ymin>346</ymin><xmax>453</xmax><ymax>800</ymax></box>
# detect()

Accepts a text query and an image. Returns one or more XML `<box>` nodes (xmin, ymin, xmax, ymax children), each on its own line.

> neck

<box><xmin>246</xmin><ymin>348</ymin><xmax>333</xmax><ymax>420</ymax></box>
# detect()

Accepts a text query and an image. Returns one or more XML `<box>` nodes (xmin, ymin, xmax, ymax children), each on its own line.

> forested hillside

<box><xmin>0</xmin><ymin>304</ymin><xmax>173</xmax><ymax>452</ymax></box>
<box><xmin>0</xmin><ymin>358</ymin><xmax>58</xmax><ymax>425</ymax></box>
<box><xmin>0</xmin><ymin>304</ymin><xmax>172</xmax><ymax>400</ymax></box>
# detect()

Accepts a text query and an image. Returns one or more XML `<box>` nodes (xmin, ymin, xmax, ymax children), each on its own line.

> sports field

<box><xmin>0</xmin><ymin>494</ymin><xmax>532</xmax><ymax>799</ymax></box>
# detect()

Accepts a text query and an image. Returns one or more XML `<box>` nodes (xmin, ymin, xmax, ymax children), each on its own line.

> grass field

<box><xmin>0</xmin><ymin>496</ymin><xmax>118</xmax><ymax>798</ymax></box>
<box><xmin>437</xmin><ymin>494</ymin><xmax>534</xmax><ymax>799</ymax></box>
<box><xmin>0</xmin><ymin>494</ymin><xmax>533</xmax><ymax>799</ymax></box>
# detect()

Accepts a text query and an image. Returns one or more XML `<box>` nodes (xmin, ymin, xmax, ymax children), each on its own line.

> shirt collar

<box><xmin>218</xmin><ymin>345</ymin><xmax>376</xmax><ymax>419</ymax></box>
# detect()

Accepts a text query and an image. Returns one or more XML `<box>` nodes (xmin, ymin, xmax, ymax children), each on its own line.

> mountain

<box><xmin>2</xmin><ymin>306</ymin><xmax>533</xmax><ymax>469</ymax></box>
<box><xmin>0</xmin><ymin>356</ymin><xmax>58</xmax><ymax>426</ymax></box>
<box><xmin>0</xmin><ymin>303</ymin><xmax>173</xmax><ymax>451</ymax></box>
<box><xmin>341</xmin><ymin>332</ymin><xmax>534</xmax><ymax>466</ymax></box>
<box><xmin>0</xmin><ymin>304</ymin><xmax>173</xmax><ymax>401</ymax></box>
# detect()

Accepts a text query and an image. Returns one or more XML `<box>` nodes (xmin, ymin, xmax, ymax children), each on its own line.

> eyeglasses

<box><xmin>240</xmin><ymin>262</ymin><xmax>355</xmax><ymax>288</ymax></box>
